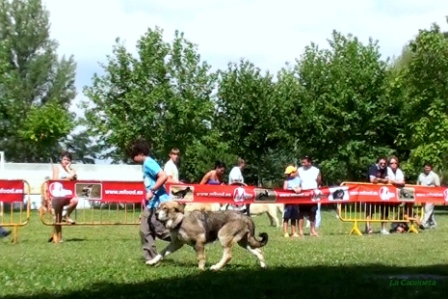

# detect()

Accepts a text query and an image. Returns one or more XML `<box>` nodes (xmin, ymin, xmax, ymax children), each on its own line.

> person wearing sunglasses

<box><xmin>366</xmin><ymin>156</ymin><xmax>389</xmax><ymax>234</ymax></box>
<box><xmin>387</xmin><ymin>156</ymin><xmax>424</xmax><ymax>230</ymax></box>
<box><xmin>387</xmin><ymin>156</ymin><xmax>404</xmax><ymax>186</ymax></box>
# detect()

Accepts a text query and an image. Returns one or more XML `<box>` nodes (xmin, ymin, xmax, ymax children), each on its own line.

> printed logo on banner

<box><xmin>49</xmin><ymin>182</ymin><xmax>73</xmax><ymax>198</ymax></box>
<box><xmin>75</xmin><ymin>183</ymin><xmax>102</xmax><ymax>200</ymax></box>
<box><xmin>379</xmin><ymin>187</ymin><xmax>395</xmax><ymax>201</ymax></box>
<box><xmin>233</xmin><ymin>187</ymin><xmax>251</xmax><ymax>203</ymax></box>
<box><xmin>254</xmin><ymin>188</ymin><xmax>277</xmax><ymax>203</ymax></box>
<box><xmin>311</xmin><ymin>189</ymin><xmax>323</xmax><ymax>202</ymax></box>
<box><xmin>328</xmin><ymin>186</ymin><xmax>349</xmax><ymax>201</ymax></box>
<box><xmin>444</xmin><ymin>189</ymin><xmax>448</xmax><ymax>202</ymax></box>
<box><xmin>397</xmin><ymin>187</ymin><xmax>415</xmax><ymax>202</ymax></box>
<box><xmin>170</xmin><ymin>185</ymin><xmax>195</xmax><ymax>202</ymax></box>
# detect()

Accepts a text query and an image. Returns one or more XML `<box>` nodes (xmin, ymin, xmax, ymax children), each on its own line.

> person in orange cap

<box><xmin>283</xmin><ymin>165</ymin><xmax>302</xmax><ymax>238</ymax></box>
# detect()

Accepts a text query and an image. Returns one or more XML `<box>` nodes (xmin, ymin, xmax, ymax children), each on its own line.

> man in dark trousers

<box><xmin>366</xmin><ymin>156</ymin><xmax>390</xmax><ymax>235</ymax></box>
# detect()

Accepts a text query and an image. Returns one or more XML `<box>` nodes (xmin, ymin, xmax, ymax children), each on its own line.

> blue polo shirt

<box><xmin>143</xmin><ymin>157</ymin><xmax>170</xmax><ymax>209</ymax></box>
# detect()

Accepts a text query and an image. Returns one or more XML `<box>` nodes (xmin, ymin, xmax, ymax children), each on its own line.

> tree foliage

<box><xmin>293</xmin><ymin>31</ymin><xmax>397</xmax><ymax>182</ymax></box>
<box><xmin>81</xmin><ymin>19</ymin><xmax>448</xmax><ymax>184</ymax></box>
<box><xmin>396</xmin><ymin>23</ymin><xmax>448</xmax><ymax>179</ymax></box>
<box><xmin>0</xmin><ymin>0</ymin><xmax>77</xmax><ymax>162</ymax></box>
<box><xmin>215</xmin><ymin>60</ymin><xmax>294</xmax><ymax>185</ymax></box>
<box><xmin>5</xmin><ymin>2</ymin><xmax>448</xmax><ymax>185</ymax></box>
<box><xmin>82</xmin><ymin>27</ymin><xmax>226</xmax><ymax>181</ymax></box>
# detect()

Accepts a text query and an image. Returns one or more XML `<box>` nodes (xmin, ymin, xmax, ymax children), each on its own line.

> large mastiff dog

<box><xmin>146</xmin><ymin>201</ymin><xmax>269</xmax><ymax>271</ymax></box>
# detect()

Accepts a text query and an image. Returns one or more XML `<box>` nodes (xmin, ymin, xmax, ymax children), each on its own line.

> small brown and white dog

<box><xmin>146</xmin><ymin>201</ymin><xmax>269</xmax><ymax>271</ymax></box>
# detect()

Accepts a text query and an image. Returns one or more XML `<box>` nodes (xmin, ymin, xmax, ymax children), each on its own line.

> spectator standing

<box><xmin>366</xmin><ymin>156</ymin><xmax>389</xmax><ymax>235</ymax></box>
<box><xmin>164</xmin><ymin>148</ymin><xmax>180</xmax><ymax>184</ymax></box>
<box><xmin>387</xmin><ymin>156</ymin><xmax>405</xmax><ymax>186</ymax></box>
<box><xmin>199</xmin><ymin>161</ymin><xmax>226</xmax><ymax>185</ymax></box>
<box><xmin>417</xmin><ymin>162</ymin><xmax>440</xmax><ymax>229</ymax></box>
<box><xmin>228</xmin><ymin>158</ymin><xmax>248</xmax><ymax>213</ymax></box>
<box><xmin>297</xmin><ymin>156</ymin><xmax>322</xmax><ymax>229</ymax></box>
<box><xmin>283</xmin><ymin>166</ymin><xmax>301</xmax><ymax>238</ymax></box>
<box><xmin>228</xmin><ymin>158</ymin><xmax>245</xmax><ymax>185</ymax></box>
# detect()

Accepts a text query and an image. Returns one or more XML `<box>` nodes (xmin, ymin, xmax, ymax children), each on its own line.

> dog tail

<box><xmin>248</xmin><ymin>232</ymin><xmax>268</xmax><ymax>248</ymax></box>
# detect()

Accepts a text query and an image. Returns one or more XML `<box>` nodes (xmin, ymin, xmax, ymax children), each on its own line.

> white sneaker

<box><xmin>381</xmin><ymin>229</ymin><xmax>390</xmax><ymax>235</ymax></box>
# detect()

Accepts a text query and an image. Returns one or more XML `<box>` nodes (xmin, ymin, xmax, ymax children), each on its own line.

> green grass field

<box><xmin>1</xmin><ymin>208</ymin><xmax>448</xmax><ymax>299</ymax></box>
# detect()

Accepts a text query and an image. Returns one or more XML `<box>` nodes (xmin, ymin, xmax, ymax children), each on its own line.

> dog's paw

<box><xmin>145</xmin><ymin>255</ymin><xmax>162</xmax><ymax>266</ymax></box>
<box><xmin>209</xmin><ymin>264</ymin><xmax>221</xmax><ymax>271</ymax></box>
<box><xmin>260</xmin><ymin>262</ymin><xmax>267</xmax><ymax>269</ymax></box>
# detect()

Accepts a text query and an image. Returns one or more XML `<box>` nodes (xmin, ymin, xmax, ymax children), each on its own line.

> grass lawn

<box><xmin>1</xmin><ymin>208</ymin><xmax>448</xmax><ymax>299</ymax></box>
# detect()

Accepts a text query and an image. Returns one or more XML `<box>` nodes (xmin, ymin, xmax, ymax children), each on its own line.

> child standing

<box><xmin>283</xmin><ymin>166</ymin><xmax>302</xmax><ymax>238</ymax></box>
<box><xmin>128</xmin><ymin>139</ymin><xmax>171</xmax><ymax>265</ymax></box>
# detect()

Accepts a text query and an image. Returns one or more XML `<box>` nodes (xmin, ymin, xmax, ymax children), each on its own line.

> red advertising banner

<box><xmin>0</xmin><ymin>180</ymin><xmax>25</xmax><ymax>203</ymax></box>
<box><xmin>168</xmin><ymin>183</ymin><xmax>448</xmax><ymax>204</ymax></box>
<box><xmin>46</xmin><ymin>180</ymin><xmax>145</xmax><ymax>203</ymax></box>
<box><xmin>43</xmin><ymin>180</ymin><xmax>448</xmax><ymax>205</ymax></box>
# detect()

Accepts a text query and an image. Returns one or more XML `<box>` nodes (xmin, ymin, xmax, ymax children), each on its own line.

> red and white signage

<box><xmin>44</xmin><ymin>180</ymin><xmax>144</xmax><ymax>203</ymax></box>
<box><xmin>35</xmin><ymin>180</ymin><xmax>448</xmax><ymax>205</ymax></box>
<box><xmin>0</xmin><ymin>180</ymin><xmax>25</xmax><ymax>203</ymax></box>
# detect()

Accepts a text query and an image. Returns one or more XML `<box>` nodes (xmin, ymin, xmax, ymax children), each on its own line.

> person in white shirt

<box><xmin>228</xmin><ymin>158</ymin><xmax>245</xmax><ymax>185</ymax></box>
<box><xmin>164</xmin><ymin>148</ymin><xmax>180</xmax><ymax>184</ymax></box>
<box><xmin>297</xmin><ymin>155</ymin><xmax>321</xmax><ymax>234</ymax></box>
<box><xmin>387</xmin><ymin>155</ymin><xmax>405</xmax><ymax>186</ymax></box>
<box><xmin>417</xmin><ymin>162</ymin><xmax>440</xmax><ymax>229</ymax></box>
<box><xmin>227</xmin><ymin>158</ymin><xmax>248</xmax><ymax>213</ymax></box>
<box><xmin>387</xmin><ymin>155</ymin><xmax>424</xmax><ymax>231</ymax></box>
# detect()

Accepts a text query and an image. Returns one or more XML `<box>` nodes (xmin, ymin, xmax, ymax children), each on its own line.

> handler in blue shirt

<box><xmin>128</xmin><ymin>138</ymin><xmax>171</xmax><ymax>265</ymax></box>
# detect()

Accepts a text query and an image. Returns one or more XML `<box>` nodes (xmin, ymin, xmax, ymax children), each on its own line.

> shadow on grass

<box><xmin>63</xmin><ymin>238</ymin><xmax>86</xmax><ymax>242</ymax></box>
<box><xmin>2</xmin><ymin>264</ymin><xmax>448</xmax><ymax>299</ymax></box>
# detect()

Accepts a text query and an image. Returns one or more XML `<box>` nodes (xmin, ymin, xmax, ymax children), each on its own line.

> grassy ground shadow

<box><xmin>2</xmin><ymin>264</ymin><xmax>447</xmax><ymax>299</ymax></box>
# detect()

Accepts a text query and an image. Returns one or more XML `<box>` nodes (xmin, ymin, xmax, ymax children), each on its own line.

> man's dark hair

<box><xmin>424</xmin><ymin>162</ymin><xmax>432</xmax><ymax>168</ymax></box>
<box><xmin>128</xmin><ymin>138</ymin><xmax>150</xmax><ymax>158</ymax></box>
<box><xmin>376</xmin><ymin>156</ymin><xmax>388</xmax><ymax>163</ymax></box>
<box><xmin>301</xmin><ymin>155</ymin><xmax>312</xmax><ymax>163</ymax></box>
<box><xmin>214</xmin><ymin>160</ymin><xmax>226</xmax><ymax>169</ymax></box>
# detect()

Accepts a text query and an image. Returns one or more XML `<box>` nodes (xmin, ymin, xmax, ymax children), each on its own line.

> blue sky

<box><xmin>42</xmin><ymin>0</ymin><xmax>448</xmax><ymax>118</ymax></box>
<box><xmin>40</xmin><ymin>0</ymin><xmax>448</xmax><ymax>161</ymax></box>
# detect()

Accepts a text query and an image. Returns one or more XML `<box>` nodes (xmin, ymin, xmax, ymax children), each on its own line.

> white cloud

<box><xmin>41</xmin><ymin>0</ymin><xmax>448</xmax><ymax>116</ymax></box>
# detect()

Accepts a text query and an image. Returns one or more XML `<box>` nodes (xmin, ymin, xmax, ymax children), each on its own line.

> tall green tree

<box><xmin>294</xmin><ymin>31</ymin><xmax>397</xmax><ymax>183</ymax></box>
<box><xmin>215</xmin><ymin>59</ymin><xmax>293</xmax><ymax>185</ymax></box>
<box><xmin>82</xmin><ymin>27</ymin><xmax>223</xmax><ymax>181</ymax></box>
<box><xmin>0</xmin><ymin>0</ymin><xmax>77</xmax><ymax>162</ymax></box>
<box><xmin>396</xmin><ymin>22</ymin><xmax>448</xmax><ymax>180</ymax></box>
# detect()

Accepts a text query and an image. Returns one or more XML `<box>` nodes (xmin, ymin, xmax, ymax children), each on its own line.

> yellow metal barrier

<box><xmin>39</xmin><ymin>181</ymin><xmax>141</xmax><ymax>243</ymax></box>
<box><xmin>337</xmin><ymin>182</ymin><xmax>423</xmax><ymax>236</ymax></box>
<box><xmin>0</xmin><ymin>180</ymin><xmax>31</xmax><ymax>244</ymax></box>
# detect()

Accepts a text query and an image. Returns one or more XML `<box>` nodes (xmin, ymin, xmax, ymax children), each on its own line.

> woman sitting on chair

<box><xmin>48</xmin><ymin>151</ymin><xmax>79</xmax><ymax>243</ymax></box>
